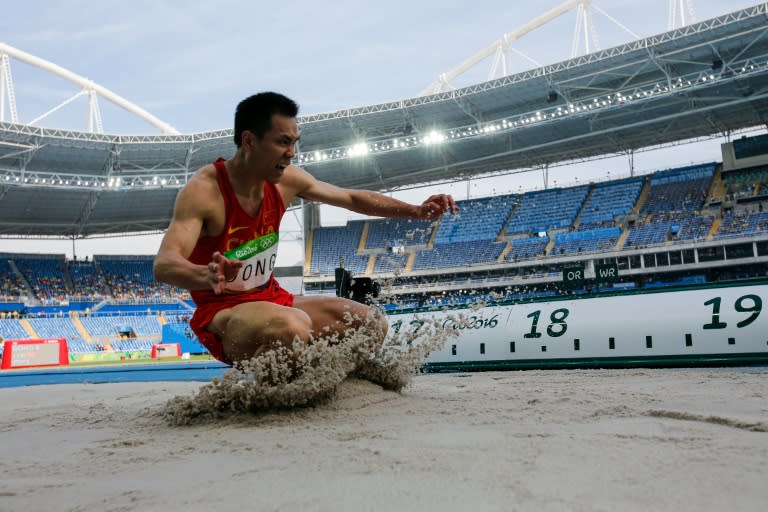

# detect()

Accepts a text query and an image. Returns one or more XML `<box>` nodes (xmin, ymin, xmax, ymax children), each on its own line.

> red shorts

<box><xmin>189</xmin><ymin>277</ymin><xmax>294</xmax><ymax>365</ymax></box>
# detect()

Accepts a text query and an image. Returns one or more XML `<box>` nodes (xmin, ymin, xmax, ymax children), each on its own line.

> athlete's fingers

<box><xmin>435</xmin><ymin>194</ymin><xmax>456</xmax><ymax>213</ymax></box>
<box><xmin>427</xmin><ymin>194</ymin><xmax>456</xmax><ymax>213</ymax></box>
<box><xmin>420</xmin><ymin>194</ymin><xmax>454</xmax><ymax>219</ymax></box>
<box><xmin>207</xmin><ymin>256</ymin><xmax>224</xmax><ymax>294</ymax></box>
<box><xmin>212</xmin><ymin>251</ymin><xmax>243</xmax><ymax>270</ymax></box>
<box><xmin>445</xmin><ymin>194</ymin><xmax>458</xmax><ymax>213</ymax></box>
<box><xmin>212</xmin><ymin>251</ymin><xmax>231</xmax><ymax>267</ymax></box>
<box><xmin>212</xmin><ymin>271</ymin><xmax>228</xmax><ymax>293</ymax></box>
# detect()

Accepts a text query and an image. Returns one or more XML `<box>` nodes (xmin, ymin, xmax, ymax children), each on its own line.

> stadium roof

<box><xmin>1</xmin><ymin>3</ymin><xmax>768</xmax><ymax>238</ymax></box>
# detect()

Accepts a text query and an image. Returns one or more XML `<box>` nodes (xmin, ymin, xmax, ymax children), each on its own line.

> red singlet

<box><xmin>188</xmin><ymin>158</ymin><xmax>294</xmax><ymax>363</ymax></box>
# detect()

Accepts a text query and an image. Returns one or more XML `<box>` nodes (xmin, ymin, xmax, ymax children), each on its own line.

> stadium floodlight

<box><xmin>349</xmin><ymin>142</ymin><xmax>369</xmax><ymax>157</ymax></box>
<box><xmin>424</xmin><ymin>131</ymin><xmax>446</xmax><ymax>145</ymax></box>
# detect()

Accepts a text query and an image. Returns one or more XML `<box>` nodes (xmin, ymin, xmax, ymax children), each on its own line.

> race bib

<box><xmin>223</xmin><ymin>232</ymin><xmax>279</xmax><ymax>292</ymax></box>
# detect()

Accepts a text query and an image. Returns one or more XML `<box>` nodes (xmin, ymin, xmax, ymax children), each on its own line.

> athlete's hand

<box><xmin>417</xmin><ymin>194</ymin><xmax>458</xmax><ymax>220</ymax></box>
<box><xmin>207</xmin><ymin>251</ymin><xmax>243</xmax><ymax>294</ymax></box>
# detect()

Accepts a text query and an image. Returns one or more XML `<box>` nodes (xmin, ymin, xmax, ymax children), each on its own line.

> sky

<box><xmin>0</xmin><ymin>0</ymin><xmax>764</xmax><ymax>264</ymax></box>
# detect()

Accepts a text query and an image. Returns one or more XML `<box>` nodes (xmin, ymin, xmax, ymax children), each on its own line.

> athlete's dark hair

<box><xmin>234</xmin><ymin>92</ymin><xmax>299</xmax><ymax>147</ymax></box>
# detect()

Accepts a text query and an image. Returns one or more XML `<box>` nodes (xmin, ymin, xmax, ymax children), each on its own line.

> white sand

<box><xmin>1</xmin><ymin>368</ymin><xmax>767</xmax><ymax>512</ymax></box>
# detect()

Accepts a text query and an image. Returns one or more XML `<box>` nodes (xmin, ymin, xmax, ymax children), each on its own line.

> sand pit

<box><xmin>1</xmin><ymin>367</ymin><xmax>767</xmax><ymax>511</ymax></box>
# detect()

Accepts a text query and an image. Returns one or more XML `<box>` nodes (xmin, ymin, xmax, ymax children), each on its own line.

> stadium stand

<box><xmin>67</xmin><ymin>260</ymin><xmax>110</xmax><ymax>298</ymax></box>
<box><xmin>413</xmin><ymin>239</ymin><xmax>507</xmax><ymax>270</ymax></box>
<box><xmin>67</xmin><ymin>341</ymin><xmax>108</xmax><ymax>354</ymax></box>
<box><xmin>309</xmin><ymin>221</ymin><xmax>369</xmax><ymax>275</ymax></box>
<box><xmin>14</xmin><ymin>254</ymin><xmax>69</xmax><ymax>303</ymax></box>
<box><xmin>505</xmin><ymin>186</ymin><xmax>588</xmax><ymax>235</ymax></box>
<box><xmin>0</xmin><ymin>318</ymin><xmax>29</xmax><ymax>339</ymax></box>
<box><xmin>721</xmin><ymin>164</ymin><xmax>768</xmax><ymax>202</ymax></box>
<box><xmin>365</xmin><ymin>218</ymin><xmax>434</xmax><ymax>249</ymax></box>
<box><xmin>433</xmin><ymin>195</ymin><xmax>516</xmax><ymax>243</ymax></box>
<box><xmin>550</xmin><ymin>227</ymin><xmax>622</xmax><ymax>256</ymax></box>
<box><xmin>623</xmin><ymin>163</ymin><xmax>716</xmax><ymax>249</ymax></box>
<box><xmin>504</xmin><ymin>237</ymin><xmax>549</xmax><ymax>262</ymax></box>
<box><xmin>97</xmin><ymin>255</ymin><xmax>184</xmax><ymax>299</ymax></box>
<box><xmin>0</xmin><ymin>258</ymin><xmax>25</xmax><ymax>301</ymax></box>
<box><xmin>716</xmin><ymin>209</ymin><xmax>768</xmax><ymax>239</ymax></box>
<box><xmin>80</xmin><ymin>315</ymin><xmax>162</xmax><ymax>339</ymax></box>
<box><xmin>26</xmin><ymin>316</ymin><xmax>83</xmax><ymax>342</ymax></box>
<box><xmin>110</xmin><ymin>340</ymin><xmax>154</xmax><ymax>352</ymax></box>
<box><xmin>302</xmin><ymin>162</ymin><xmax>760</xmax><ymax>274</ymax></box>
<box><xmin>372</xmin><ymin>253</ymin><xmax>409</xmax><ymax>273</ymax></box>
<box><xmin>577</xmin><ymin>177</ymin><xmax>644</xmax><ymax>228</ymax></box>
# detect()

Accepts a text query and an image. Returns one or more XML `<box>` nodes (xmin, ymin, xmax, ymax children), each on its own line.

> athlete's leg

<box><xmin>292</xmin><ymin>295</ymin><xmax>388</xmax><ymax>344</ymax></box>
<box><xmin>207</xmin><ymin>301</ymin><xmax>313</xmax><ymax>363</ymax></box>
<box><xmin>206</xmin><ymin>297</ymin><xmax>387</xmax><ymax>368</ymax></box>
<box><xmin>293</xmin><ymin>296</ymin><xmax>405</xmax><ymax>390</ymax></box>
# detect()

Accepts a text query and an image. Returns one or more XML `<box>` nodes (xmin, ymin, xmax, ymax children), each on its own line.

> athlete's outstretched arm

<box><xmin>281</xmin><ymin>166</ymin><xmax>458</xmax><ymax>220</ymax></box>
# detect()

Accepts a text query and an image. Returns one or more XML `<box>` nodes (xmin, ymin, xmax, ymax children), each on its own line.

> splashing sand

<box><xmin>164</xmin><ymin>310</ymin><xmax>457</xmax><ymax>425</ymax></box>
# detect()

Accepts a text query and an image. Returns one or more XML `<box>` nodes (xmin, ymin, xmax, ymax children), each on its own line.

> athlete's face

<box><xmin>243</xmin><ymin>114</ymin><xmax>299</xmax><ymax>182</ymax></box>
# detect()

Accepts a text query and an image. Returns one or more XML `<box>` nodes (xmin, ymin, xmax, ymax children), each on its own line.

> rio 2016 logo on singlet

<box><xmin>223</xmin><ymin>232</ymin><xmax>279</xmax><ymax>292</ymax></box>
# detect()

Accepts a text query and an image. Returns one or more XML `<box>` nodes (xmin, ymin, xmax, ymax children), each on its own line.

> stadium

<box><xmin>1</xmin><ymin>2</ymin><xmax>768</xmax><ymax>510</ymax></box>
<box><xmin>1</xmin><ymin>2</ymin><xmax>768</xmax><ymax>370</ymax></box>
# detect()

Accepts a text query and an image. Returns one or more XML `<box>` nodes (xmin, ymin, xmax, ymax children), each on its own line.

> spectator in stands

<box><xmin>153</xmin><ymin>92</ymin><xmax>457</xmax><ymax>369</ymax></box>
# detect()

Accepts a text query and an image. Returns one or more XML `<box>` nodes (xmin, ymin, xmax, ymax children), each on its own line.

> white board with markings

<box><xmin>387</xmin><ymin>282</ymin><xmax>768</xmax><ymax>368</ymax></box>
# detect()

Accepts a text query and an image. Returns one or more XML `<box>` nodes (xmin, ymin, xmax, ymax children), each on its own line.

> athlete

<box><xmin>153</xmin><ymin>92</ymin><xmax>457</xmax><ymax>366</ymax></box>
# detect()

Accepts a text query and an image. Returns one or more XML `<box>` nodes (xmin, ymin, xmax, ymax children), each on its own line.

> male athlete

<box><xmin>153</xmin><ymin>92</ymin><xmax>457</xmax><ymax>366</ymax></box>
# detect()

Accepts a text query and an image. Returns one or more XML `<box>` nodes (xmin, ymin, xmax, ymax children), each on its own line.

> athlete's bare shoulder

<box><xmin>178</xmin><ymin>164</ymin><xmax>220</xmax><ymax>202</ymax></box>
<box><xmin>196</xmin><ymin>163</ymin><xmax>218</xmax><ymax>179</ymax></box>
<box><xmin>168</xmin><ymin>163</ymin><xmax>227</xmax><ymax>237</ymax></box>
<box><xmin>174</xmin><ymin>163</ymin><xmax>222</xmax><ymax>217</ymax></box>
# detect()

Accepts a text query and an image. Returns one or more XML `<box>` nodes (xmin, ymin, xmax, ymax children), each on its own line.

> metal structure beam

<box><xmin>1</xmin><ymin>4</ymin><xmax>768</xmax><ymax>238</ymax></box>
<box><xmin>0</xmin><ymin>42</ymin><xmax>178</xmax><ymax>135</ymax></box>
<box><xmin>420</xmin><ymin>0</ymin><xmax>588</xmax><ymax>95</ymax></box>
<box><xmin>305</xmin><ymin>3</ymin><xmax>768</xmax><ymax>122</ymax></box>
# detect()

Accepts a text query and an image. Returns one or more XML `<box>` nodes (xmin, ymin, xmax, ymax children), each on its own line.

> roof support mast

<box><xmin>668</xmin><ymin>0</ymin><xmax>697</xmax><ymax>30</ymax></box>
<box><xmin>571</xmin><ymin>1</ymin><xmax>600</xmax><ymax>58</ymax></box>
<box><xmin>87</xmin><ymin>89</ymin><xmax>104</xmax><ymax>134</ymax></box>
<box><xmin>420</xmin><ymin>0</ymin><xmax>641</xmax><ymax>96</ymax></box>
<box><xmin>0</xmin><ymin>52</ymin><xmax>19</xmax><ymax>124</ymax></box>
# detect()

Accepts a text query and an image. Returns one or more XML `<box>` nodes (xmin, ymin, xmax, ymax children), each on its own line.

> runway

<box><xmin>0</xmin><ymin>361</ymin><xmax>230</xmax><ymax>388</ymax></box>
